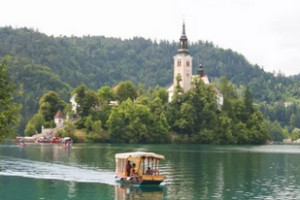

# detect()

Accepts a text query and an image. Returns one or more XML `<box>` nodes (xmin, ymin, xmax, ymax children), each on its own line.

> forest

<box><xmin>0</xmin><ymin>27</ymin><xmax>300</xmax><ymax>141</ymax></box>
<box><xmin>24</xmin><ymin>77</ymin><xmax>269</xmax><ymax>144</ymax></box>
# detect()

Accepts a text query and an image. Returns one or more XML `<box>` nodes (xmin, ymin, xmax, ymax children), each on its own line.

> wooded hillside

<box><xmin>1</xmin><ymin>27</ymin><xmax>300</xmax><ymax>134</ymax></box>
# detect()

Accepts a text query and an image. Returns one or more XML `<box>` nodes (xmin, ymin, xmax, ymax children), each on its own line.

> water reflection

<box><xmin>114</xmin><ymin>185</ymin><xmax>165</xmax><ymax>200</ymax></box>
<box><xmin>3</xmin><ymin>143</ymin><xmax>300</xmax><ymax>199</ymax></box>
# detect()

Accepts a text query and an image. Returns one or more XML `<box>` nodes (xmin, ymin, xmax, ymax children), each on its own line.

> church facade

<box><xmin>167</xmin><ymin>22</ymin><xmax>192</xmax><ymax>101</ymax></box>
<box><xmin>167</xmin><ymin>22</ymin><xmax>223</xmax><ymax>108</ymax></box>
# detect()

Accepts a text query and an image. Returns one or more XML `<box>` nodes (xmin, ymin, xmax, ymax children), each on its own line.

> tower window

<box><xmin>186</xmin><ymin>61</ymin><xmax>190</xmax><ymax>67</ymax></box>
<box><xmin>177</xmin><ymin>60</ymin><xmax>181</xmax><ymax>67</ymax></box>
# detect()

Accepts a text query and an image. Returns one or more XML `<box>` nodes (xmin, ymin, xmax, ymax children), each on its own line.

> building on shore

<box><xmin>54</xmin><ymin>109</ymin><xmax>65</xmax><ymax>127</ymax></box>
<box><xmin>167</xmin><ymin>22</ymin><xmax>223</xmax><ymax>109</ymax></box>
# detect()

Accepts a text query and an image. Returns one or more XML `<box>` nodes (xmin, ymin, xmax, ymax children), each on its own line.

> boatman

<box><xmin>126</xmin><ymin>160</ymin><xmax>132</xmax><ymax>176</ymax></box>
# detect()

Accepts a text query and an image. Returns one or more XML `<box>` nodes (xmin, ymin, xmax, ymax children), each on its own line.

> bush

<box><xmin>56</xmin><ymin>121</ymin><xmax>78</xmax><ymax>142</ymax></box>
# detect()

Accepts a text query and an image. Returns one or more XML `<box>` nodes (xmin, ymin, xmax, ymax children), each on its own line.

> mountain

<box><xmin>0</xmin><ymin>27</ymin><xmax>300</xmax><ymax>133</ymax></box>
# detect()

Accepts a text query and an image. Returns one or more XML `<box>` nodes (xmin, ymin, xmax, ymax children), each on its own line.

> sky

<box><xmin>1</xmin><ymin>0</ymin><xmax>300</xmax><ymax>76</ymax></box>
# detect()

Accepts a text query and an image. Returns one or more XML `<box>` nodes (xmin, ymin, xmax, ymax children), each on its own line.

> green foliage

<box><xmin>24</xmin><ymin>77</ymin><xmax>271</xmax><ymax>144</ymax></box>
<box><xmin>97</xmin><ymin>86</ymin><xmax>116</xmax><ymax>103</ymax></box>
<box><xmin>24</xmin><ymin>113</ymin><xmax>45</xmax><ymax>136</ymax></box>
<box><xmin>116</xmin><ymin>81</ymin><xmax>137</xmax><ymax>102</ymax></box>
<box><xmin>244</xmin><ymin>87</ymin><xmax>254</xmax><ymax>115</ymax></box>
<box><xmin>3</xmin><ymin>27</ymin><xmax>297</xmax><ymax>139</ymax></box>
<box><xmin>56</xmin><ymin>121</ymin><xmax>78</xmax><ymax>142</ymax></box>
<box><xmin>154</xmin><ymin>86</ymin><xmax>169</xmax><ymax>105</ymax></box>
<box><xmin>74</xmin><ymin>84</ymin><xmax>99</xmax><ymax>117</ymax></box>
<box><xmin>258</xmin><ymin>102</ymin><xmax>300</xmax><ymax>133</ymax></box>
<box><xmin>7</xmin><ymin>56</ymin><xmax>71</xmax><ymax>134</ymax></box>
<box><xmin>171</xmin><ymin>75</ymin><xmax>218</xmax><ymax>140</ymax></box>
<box><xmin>168</xmin><ymin>77</ymin><xmax>269</xmax><ymax>144</ymax></box>
<box><xmin>263</xmin><ymin>120</ymin><xmax>284</xmax><ymax>142</ymax></box>
<box><xmin>216</xmin><ymin>115</ymin><xmax>235</xmax><ymax>144</ymax></box>
<box><xmin>220</xmin><ymin>76</ymin><xmax>237</xmax><ymax>99</ymax></box>
<box><xmin>291</xmin><ymin>129</ymin><xmax>300</xmax><ymax>141</ymax></box>
<box><xmin>0</xmin><ymin>58</ymin><xmax>21</xmax><ymax>139</ymax></box>
<box><xmin>107</xmin><ymin>98</ymin><xmax>171</xmax><ymax>143</ymax></box>
<box><xmin>84</xmin><ymin>116</ymin><xmax>109</xmax><ymax>143</ymax></box>
<box><xmin>39</xmin><ymin>91</ymin><xmax>66</xmax><ymax>122</ymax></box>
<box><xmin>24</xmin><ymin>91</ymin><xmax>66</xmax><ymax>135</ymax></box>
<box><xmin>172</xmin><ymin>74</ymin><xmax>184</xmax><ymax>103</ymax></box>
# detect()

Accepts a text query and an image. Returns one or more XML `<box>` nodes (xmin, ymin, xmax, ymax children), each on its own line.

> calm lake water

<box><xmin>1</xmin><ymin>142</ymin><xmax>300</xmax><ymax>200</ymax></box>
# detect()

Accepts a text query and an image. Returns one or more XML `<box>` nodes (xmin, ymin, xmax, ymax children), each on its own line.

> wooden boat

<box><xmin>115</xmin><ymin>152</ymin><xmax>165</xmax><ymax>185</ymax></box>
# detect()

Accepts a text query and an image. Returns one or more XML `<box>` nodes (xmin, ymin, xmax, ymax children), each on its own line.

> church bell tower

<box><xmin>173</xmin><ymin>22</ymin><xmax>193</xmax><ymax>92</ymax></box>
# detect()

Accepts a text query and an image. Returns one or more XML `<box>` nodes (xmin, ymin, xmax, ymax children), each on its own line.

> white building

<box><xmin>70</xmin><ymin>94</ymin><xmax>78</xmax><ymax>113</ymax></box>
<box><xmin>167</xmin><ymin>22</ymin><xmax>192</xmax><ymax>102</ymax></box>
<box><xmin>54</xmin><ymin>110</ymin><xmax>65</xmax><ymax>127</ymax></box>
<box><xmin>167</xmin><ymin>22</ymin><xmax>223</xmax><ymax>109</ymax></box>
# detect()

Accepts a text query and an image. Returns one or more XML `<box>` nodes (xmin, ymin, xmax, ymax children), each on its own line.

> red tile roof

<box><xmin>54</xmin><ymin>110</ymin><xmax>65</xmax><ymax>119</ymax></box>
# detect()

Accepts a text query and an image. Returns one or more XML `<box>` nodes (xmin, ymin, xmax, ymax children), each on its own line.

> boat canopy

<box><xmin>115</xmin><ymin>152</ymin><xmax>165</xmax><ymax>160</ymax></box>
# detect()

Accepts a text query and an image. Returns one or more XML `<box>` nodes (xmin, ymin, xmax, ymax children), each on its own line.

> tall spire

<box><xmin>177</xmin><ymin>21</ymin><xmax>189</xmax><ymax>54</ymax></box>
<box><xmin>182</xmin><ymin>21</ymin><xmax>186</xmax><ymax>36</ymax></box>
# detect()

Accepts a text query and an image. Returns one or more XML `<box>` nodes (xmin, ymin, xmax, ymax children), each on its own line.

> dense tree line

<box><xmin>258</xmin><ymin>102</ymin><xmax>300</xmax><ymax>141</ymax></box>
<box><xmin>0</xmin><ymin>27</ymin><xmax>300</xmax><ymax>135</ymax></box>
<box><xmin>0</xmin><ymin>58</ymin><xmax>21</xmax><ymax>139</ymax></box>
<box><xmin>7</xmin><ymin>56</ymin><xmax>71</xmax><ymax>134</ymax></box>
<box><xmin>25</xmin><ymin>78</ymin><xmax>270</xmax><ymax>144</ymax></box>
<box><xmin>165</xmin><ymin>76</ymin><xmax>269</xmax><ymax>144</ymax></box>
<box><xmin>25</xmin><ymin>91</ymin><xmax>67</xmax><ymax>136</ymax></box>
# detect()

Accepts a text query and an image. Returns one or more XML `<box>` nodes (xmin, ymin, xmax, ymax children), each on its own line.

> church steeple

<box><xmin>182</xmin><ymin>21</ymin><xmax>186</xmax><ymax>36</ymax></box>
<box><xmin>177</xmin><ymin>21</ymin><xmax>189</xmax><ymax>54</ymax></box>
<box><xmin>171</xmin><ymin>21</ymin><xmax>193</xmax><ymax>93</ymax></box>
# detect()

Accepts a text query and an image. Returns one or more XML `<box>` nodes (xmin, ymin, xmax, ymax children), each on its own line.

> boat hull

<box><xmin>115</xmin><ymin>175</ymin><xmax>164</xmax><ymax>186</ymax></box>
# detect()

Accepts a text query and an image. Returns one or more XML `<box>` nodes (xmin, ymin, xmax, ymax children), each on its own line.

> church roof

<box><xmin>177</xmin><ymin>21</ymin><xmax>189</xmax><ymax>54</ymax></box>
<box><xmin>54</xmin><ymin>110</ymin><xmax>65</xmax><ymax>119</ymax></box>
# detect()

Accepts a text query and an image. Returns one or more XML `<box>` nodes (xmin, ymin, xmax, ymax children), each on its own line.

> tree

<box><xmin>291</xmin><ymin>129</ymin><xmax>300</xmax><ymax>141</ymax></box>
<box><xmin>217</xmin><ymin>115</ymin><xmax>235</xmax><ymax>144</ymax></box>
<box><xmin>84</xmin><ymin>116</ymin><xmax>108</xmax><ymax>143</ymax></box>
<box><xmin>56</xmin><ymin>121</ymin><xmax>78</xmax><ymax>142</ymax></box>
<box><xmin>244</xmin><ymin>87</ymin><xmax>254</xmax><ymax>115</ymax></box>
<box><xmin>116</xmin><ymin>81</ymin><xmax>137</xmax><ymax>102</ymax></box>
<box><xmin>97</xmin><ymin>86</ymin><xmax>116</xmax><ymax>104</ymax></box>
<box><xmin>154</xmin><ymin>87</ymin><xmax>169</xmax><ymax>105</ymax></box>
<box><xmin>263</xmin><ymin>120</ymin><xmax>284</xmax><ymax>142</ymax></box>
<box><xmin>3</xmin><ymin>27</ymin><xmax>300</xmax><ymax>137</ymax></box>
<box><xmin>24</xmin><ymin>113</ymin><xmax>45</xmax><ymax>136</ymax></box>
<box><xmin>176</xmin><ymin>103</ymin><xmax>196</xmax><ymax>135</ymax></box>
<box><xmin>220</xmin><ymin>76</ymin><xmax>236</xmax><ymax>99</ymax></box>
<box><xmin>107</xmin><ymin>105</ymin><xmax>127</xmax><ymax>143</ymax></box>
<box><xmin>172</xmin><ymin>74</ymin><xmax>184</xmax><ymax>103</ymax></box>
<box><xmin>0</xmin><ymin>59</ymin><xmax>21</xmax><ymax>139</ymax></box>
<box><xmin>39</xmin><ymin>91</ymin><xmax>66</xmax><ymax>122</ymax></box>
<box><xmin>74</xmin><ymin>84</ymin><xmax>99</xmax><ymax>117</ymax></box>
<box><xmin>167</xmin><ymin>74</ymin><xmax>184</xmax><ymax>133</ymax></box>
<box><xmin>107</xmin><ymin>98</ymin><xmax>171</xmax><ymax>143</ymax></box>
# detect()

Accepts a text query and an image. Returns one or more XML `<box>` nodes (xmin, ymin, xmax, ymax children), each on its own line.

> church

<box><xmin>167</xmin><ymin>22</ymin><xmax>223</xmax><ymax>108</ymax></box>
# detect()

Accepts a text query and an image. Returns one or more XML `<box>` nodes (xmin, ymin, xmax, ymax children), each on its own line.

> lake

<box><xmin>1</xmin><ymin>142</ymin><xmax>300</xmax><ymax>200</ymax></box>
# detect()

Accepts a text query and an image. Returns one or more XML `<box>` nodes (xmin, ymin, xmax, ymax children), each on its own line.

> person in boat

<box><xmin>126</xmin><ymin>160</ymin><xmax>132</xmax><ymax>176</ymax></box>
<box><xmin>145</xmin><ymin>167</ymin><xmax>153</xmax><ymax>175</ymax></box>
<box><xmin>131</xmin><ymin>163</ymin><xmax>138</xmax><ymax>176</ymax></box>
